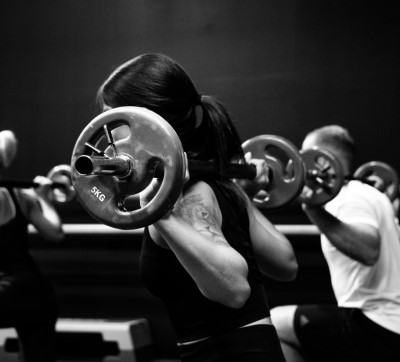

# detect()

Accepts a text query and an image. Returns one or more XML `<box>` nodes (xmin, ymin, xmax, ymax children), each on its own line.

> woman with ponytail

<box><xmin>96</xmin><ymin>53</ymin><xmax>298</xmax><ymax>362</ymax></box>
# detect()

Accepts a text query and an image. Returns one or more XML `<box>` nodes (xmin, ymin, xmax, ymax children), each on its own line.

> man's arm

<box><xmin>302</xmin><ymin>204</ymin><xmax>380</xmax><ymax>265</ymax></box>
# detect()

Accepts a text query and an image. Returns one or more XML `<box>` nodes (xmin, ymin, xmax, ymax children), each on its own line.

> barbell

<box><xmin>70</xmin><ymin>107</ymin><xmax>309</xmax><ymax>230</ymax></box>
<box><xmin>0</xmin><ymin>164</ymin><xmax>76</xmax><ymax>203</ymax></box>
<box><xmin>298</xmin><ymin>147</ymin><xmax>344</xmax><ymax>206</ymax></box>
<box><xmin>298</xmin><ymin>149</ymin><xmax>399</xmax><ymax>204</ymax></box>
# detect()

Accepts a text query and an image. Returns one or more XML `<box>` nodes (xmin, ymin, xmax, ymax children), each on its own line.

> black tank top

<box><xmin>139</xmin><ymin>180</ymin><xmax>270</xmax><ymax>342</ymax></box>
<box><xmin>0</xmin><ymin>188</ymin><xmax>36</xmax><ymax>270</ymax></box>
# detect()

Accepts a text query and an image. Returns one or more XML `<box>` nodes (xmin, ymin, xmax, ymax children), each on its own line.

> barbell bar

<box><xmin>0</xmin><ymin>164</ymin><xmax>76</xmax><ymax>203</ymax></box>
<box><xmin>70</xmin><ymin>106</ymin><xmax>306</xmax><ymax>230</ymax></box>
<box><xmin>298</xmin><ymin>149</ymin><xmax>399</xmax><ymax>204</ymax></box>
<box><xmin>71</xmin><ymin>107</ymin><xmax>398</xmax><ymax>230</ymax></box>
<box><xmin>73</xmin><ymin>135</ymin><xmax>305</xmax><ymax>210</ymax></box>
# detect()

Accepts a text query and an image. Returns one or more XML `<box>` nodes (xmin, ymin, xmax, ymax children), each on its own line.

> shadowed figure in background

<box><xmin>95</xmin><ymin>53</ymin><xmax>298</xmax><ymax>362</ymax></box>
<box><xmin>270</xmin><ymin>125</ymin><xmax>400</xmax><ymax>362</ymax></box>
<box><xmin>0</xmin><ymin>130</ymin><xmax>64</xmax><ymax>362</ymax></box>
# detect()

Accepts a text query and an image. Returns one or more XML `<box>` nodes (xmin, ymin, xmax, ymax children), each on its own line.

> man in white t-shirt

<box><xmin>270</xmin><ymin>125</ymin><xmax>400</xmax><ymax>362</ymax></box>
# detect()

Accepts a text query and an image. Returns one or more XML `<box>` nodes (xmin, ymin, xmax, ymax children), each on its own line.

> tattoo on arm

<box><xmin>175</xmin><ymin>194</ymin><xmax>226</xmax><ymax>243</ymax></box>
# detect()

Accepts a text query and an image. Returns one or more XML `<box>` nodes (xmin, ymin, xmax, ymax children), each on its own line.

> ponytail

<box><xmin>197</xmin><ymin>95</ymin><xmax>244</xmax><ymax>177</ymax></box>
<box><xmin>96</xmin><ymin>53</ymin><xmax>248</xmax><ymax>209</ymax></box>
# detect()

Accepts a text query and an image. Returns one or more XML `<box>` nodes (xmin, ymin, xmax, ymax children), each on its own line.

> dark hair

<box><xmin>96</xmin><ymin>53</ymin><xmax>245</xmax><ymax>177</ymax></box>
<box><xmin>305</xmin><ymin>124</ymin><xmax>356</xmax><ymax>172</ymax></box>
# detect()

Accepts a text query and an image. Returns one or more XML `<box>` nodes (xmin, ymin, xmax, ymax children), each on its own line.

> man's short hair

<box><xmin>305</xmin><ymin>125</ymin><xmax>356</xmax><ymax>170</ymax></box>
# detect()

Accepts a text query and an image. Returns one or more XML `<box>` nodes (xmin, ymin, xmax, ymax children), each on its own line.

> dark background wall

<box><xmin>1</xmin><ymin>0</ymin><xmax>399</xmax><ymax>224</ymax></box>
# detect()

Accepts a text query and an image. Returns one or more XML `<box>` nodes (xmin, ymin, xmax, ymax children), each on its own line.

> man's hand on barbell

<box><xmin>244</xmin><ymin>152</ymin><xmax>270</xmax><ymax>189</ymax></box>
<box><xmin>32</xmin><ymin>175</ymin><xmax>53</xmax><ymax>197</ymax></box>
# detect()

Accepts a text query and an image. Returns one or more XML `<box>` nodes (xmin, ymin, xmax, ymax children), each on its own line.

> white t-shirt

<box><xmin>322</xmin><ymin>180</ymin><xmax>400</xmax><ymax>334</ymax></box>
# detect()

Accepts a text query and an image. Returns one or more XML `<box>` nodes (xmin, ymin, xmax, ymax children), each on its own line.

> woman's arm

<box><xmin>246</xmin><ymin>197</ymin><xmax>298</xmax><ymax>281</ymax></box>
<box><xmin>302</xmin><ymin>204</ymin><xmax>380</xmax><ymax>265</ymax></box>
<box><xmin>233</xmin><ymin>152</ymin><xmax>298</xmax><ymax>281</ymax></box>
<box><xmin>148</xmin><ymin>181</ymin><xmax>251</xmax><ymax>309</ymax></box>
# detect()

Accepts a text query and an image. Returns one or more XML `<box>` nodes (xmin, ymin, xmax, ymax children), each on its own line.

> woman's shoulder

<box><xmin>182</xmin><ymin>180</ymin><xmax>218</xmax><ymax>206</ymax></box>
<box><xmin>183</xmin><ymin>179</ymin><xmax>250</xmax><ymax>219</ymax></box>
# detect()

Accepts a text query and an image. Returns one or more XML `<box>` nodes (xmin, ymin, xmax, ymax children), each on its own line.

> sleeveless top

<box><xmin>139</xmin><ymin>180</ymin><xmax>270</xmax><ymax>342</ymax></box>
